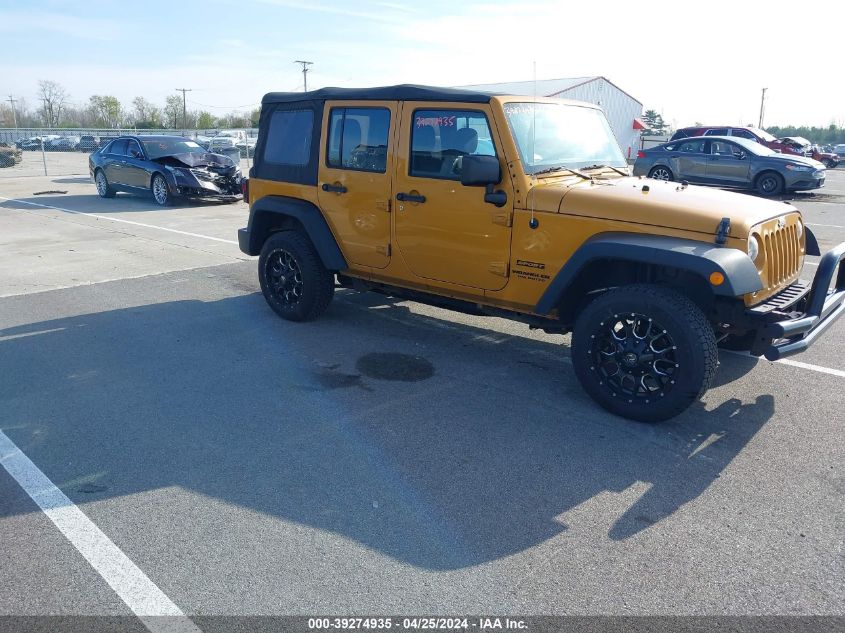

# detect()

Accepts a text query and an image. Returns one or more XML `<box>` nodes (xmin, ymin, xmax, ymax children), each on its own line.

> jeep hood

<box><xmin>528</xmin><ymin>177</ymin><xmax>798</xmax><ymax>238</ymax></box>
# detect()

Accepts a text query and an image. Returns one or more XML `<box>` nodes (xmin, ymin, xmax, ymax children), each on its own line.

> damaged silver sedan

<box><xmin>88</xmin><ymin>135</ymin><xmax>242</xmax><ymax>206</ymax></box>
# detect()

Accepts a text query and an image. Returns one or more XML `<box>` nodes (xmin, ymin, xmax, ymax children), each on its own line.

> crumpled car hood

<box><xmin>152</xmin><ymin>152</ymin><xmax>236</xmax><ymax>170</ymax></box>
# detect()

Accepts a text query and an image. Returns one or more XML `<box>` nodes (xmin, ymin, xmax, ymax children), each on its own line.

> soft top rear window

<box><xmin>264</xmin><ymin>110</ymin><xmax>314</xmax><ymax>165</ymax></box>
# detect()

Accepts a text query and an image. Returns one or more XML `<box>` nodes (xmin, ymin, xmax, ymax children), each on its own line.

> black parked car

<box><xmin>79</xmin><ymin>135</ymin><xmax>100</xmax><ymax>152</ymax></box>
<box><xmin>89</xmin><ymin>135</ymin><xmax>242</xmax><ymax>206</ymax></box>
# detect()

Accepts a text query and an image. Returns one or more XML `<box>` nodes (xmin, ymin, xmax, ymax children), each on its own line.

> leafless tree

<box><xmin>37</xmin><ymin>80</ymin><xmax>68</xmax><ymax>127</ymax></box>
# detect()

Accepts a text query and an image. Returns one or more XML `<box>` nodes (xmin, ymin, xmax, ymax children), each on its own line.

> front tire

<box><xmin>94</xmin><ymin>169</ymin><xmax>115</xmax><ymax>198</ymax></box>
<box><xmin>755</xmin><ymin>171</ymin><xmax>784</xmax><ymax>196</ymax></box>
<box><xmin>571</xmin><ymin>284</ymin><xmax>718</xmax><ymax>422</ymax></box>
<box><xmin>648</xmin><ymin>165</ymin><xmax>674</xmax><ymax>181</ymax></box>
<box><xmin>258</xmin><ymin>231</ymin><xmax>335</xmax><ymax>322</ymax></box>
<box><xmin>151</xmin><ymin>173</ymin><xmax>172</xmax><ymax>206</ymax></box>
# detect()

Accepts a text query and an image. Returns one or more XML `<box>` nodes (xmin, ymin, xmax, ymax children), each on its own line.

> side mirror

<box><xmin>460</xmin><ymin>154</ymin><xmax>501</xmax><ymax>187</ymax></box>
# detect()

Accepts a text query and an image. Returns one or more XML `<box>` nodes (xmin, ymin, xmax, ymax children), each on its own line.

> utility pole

<box><xmin>294</xmin><ymin>61</ymin><xmax>313</xmax><ymax>92</ymax></box>
<box><xmin>175</xmin><ymin>87</ymin><xmax>192</xmax><ymax>130</ymax></box>
<box><xmin>758</xmin><ymin>87</ymin><xmax>767</xmax><ymax>129</ymax></box>
<box><xmin>6</xmin><ymin>95</ymin><xmax>18</xmax><ymax>136</ymax></box>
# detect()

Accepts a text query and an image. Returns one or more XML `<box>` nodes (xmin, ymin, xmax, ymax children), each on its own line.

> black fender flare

<box><xmin>534</xmin><ymin>232</ymin><xmax>763</xmax><ymax>315</ymax></box>
<box><xmin>239</xmin><ymin>195</ymin><xmax>347</xmax><ymax>270</ymax></box>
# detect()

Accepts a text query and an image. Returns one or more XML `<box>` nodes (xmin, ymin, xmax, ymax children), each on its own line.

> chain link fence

<box><xmin>0</xmin><ymin>127</ymin><xmax>258</xmax><ymax>179</ymax></box>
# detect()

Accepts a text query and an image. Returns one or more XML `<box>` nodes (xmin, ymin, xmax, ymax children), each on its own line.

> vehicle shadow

<box><xmin>50</xmin><ymin>176</ymin><xmax>93</xmax><ymax>184</ymax></box>
<box><xmin>0</xmin><ymin>288</ymin><xmax>775</xmax><ymax>570</ymax></box>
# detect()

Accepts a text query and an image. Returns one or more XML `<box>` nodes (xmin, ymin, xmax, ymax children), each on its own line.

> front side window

<box><xmin>264</xmin><ymin>109</ymin><xmax>313</xmax><ymax>165</ymax></box>
<box><xmin>410</xmin><ymin>109</ymin><xmax>496</xmax><ymax>179</ymax></box>
<box><xmin>503</xmin><ymin>102</ymin><xmax>625</xmax><ymax>174</ymax></box>
<box><xmin>126</xmin><ymin>140</ymin><xmax>143</xmax><ymax>158</ymax></box>
<box><xmin>326</xmin><ymin>107</ymin><xmax>390</xmax><ymax>173</ymax></box>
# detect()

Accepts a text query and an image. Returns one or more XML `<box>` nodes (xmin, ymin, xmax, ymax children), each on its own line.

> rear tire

<box><xmin>94</xmin><ymin>169</ymin><xmax>115</xmax><ymax>198</ymax></box>
<box><xmin>648</xmin><ymin>165</ymin><xmax>674</xmax><ymax>181</ymax></box>
<box><xmin>258</xmin><ymin>231</ymin><xmax>335</xmax><ymax>322</ymax></box>
<box><xmin>823</xmin><ymin>158</ymin><xmax>835</xmax><ymax>168</ymax></box>
<box><xmin>571</xmin><ymin>284</ymin><xmax>718</xmax><ymax>422</ymax></box>
<box><xmin>755</xmin><ymin>171</ymin><xmax>784</xmax><ymax>196</ymax></box>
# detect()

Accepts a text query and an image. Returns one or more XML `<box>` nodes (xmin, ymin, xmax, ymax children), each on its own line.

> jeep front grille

<box><xmin>762</xmin><ymin>223</ymin><xmax>801</xmax><ymax>289</ymax></box>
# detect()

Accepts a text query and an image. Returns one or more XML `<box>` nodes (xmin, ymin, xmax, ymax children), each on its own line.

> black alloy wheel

<box><xmin>571</xmin><ymin>284</ymin><xmax>718</xmax><ymax>422</ymax></box>
<box><xmin>258</xmin><ymin>231</ymin><xmax>335</xmax><ymax>322</ymax></box>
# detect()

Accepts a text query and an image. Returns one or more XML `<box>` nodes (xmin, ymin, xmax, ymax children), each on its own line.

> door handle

<box><xmin>321</xmin><ymin>183</ymin><xmax>347</xmax><ymax>194</ymax></box>
<box><xmin>396</xmin><ymin>192</ymin><xmax>426</xmax><ymax>203</ymax></box>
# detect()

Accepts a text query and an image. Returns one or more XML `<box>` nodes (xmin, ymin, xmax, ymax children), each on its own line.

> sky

<box><xmin>1</xmin><ymin>0</ymin><xmax>843</xmax><ymax>129</ymax></box>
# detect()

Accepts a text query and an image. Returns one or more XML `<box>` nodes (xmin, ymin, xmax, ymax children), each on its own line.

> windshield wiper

<box><xmin>581</xmin><ymin>164</ymin><xmax>629</xmax><ymax>176</ymax></box>
<box><xmin>532</xmin><ymin>165</ymin><xmax>592</xmax><ymax>180</ymax></box>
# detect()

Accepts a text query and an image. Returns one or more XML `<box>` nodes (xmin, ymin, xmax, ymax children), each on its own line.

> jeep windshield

<box><xmin>503</xmin><ymin>102</ymin><xmax>627</xmax><ymax>175</ymax></box>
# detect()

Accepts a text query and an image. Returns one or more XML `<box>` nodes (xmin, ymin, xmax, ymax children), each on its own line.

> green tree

<box><xmin>196</xmin><ymin>111</ymin><xmax>216</xmax><ymax>129</ymax></box>
<box><xmin>641</xmin><ymin>109</ymin><xmax>668</xmax><ymax>136</ymax></box>
<box><xmin>89</xmin><ymin>95</ymin><xmax>123</xmax><ymax>128</ymax></box>
<box><xmin>131</xmin><ymin>97</ymin><xmax>162</xmax><ymax>128</ymax></box>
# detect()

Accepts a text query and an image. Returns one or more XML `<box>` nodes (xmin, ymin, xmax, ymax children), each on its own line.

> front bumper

<box><xmin>748</xmin><ymin>242</ymin><xmax>845</xmax><ymax>360</ymax></box>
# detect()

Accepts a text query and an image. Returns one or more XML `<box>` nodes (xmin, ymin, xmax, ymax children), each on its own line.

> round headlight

<box><xmin>795</xmin><ymin>219</ymin><xmax>804</xmax><ymax>240</ymax></box>
<box><xmin>748</xmin><ymin>235</ymin><xmax>760</xmax><ymax>263</ymax></box>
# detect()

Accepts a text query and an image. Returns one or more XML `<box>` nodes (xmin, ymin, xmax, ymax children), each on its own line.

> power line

<box><xmin>186</xmin><ymin>99</ymin><xmax>260</xmax><ymax>110</ymax></box>
<box><xmin>175</xmin><ymin>87</ymin><xmax>192</xmax><ymax>128</ymax></box>
<box><xmin>294</xmin><ymin>61</ymin><xmax>313</xmax><ymax>92</ymax></box>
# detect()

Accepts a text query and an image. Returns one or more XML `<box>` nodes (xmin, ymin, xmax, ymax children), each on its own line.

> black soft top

<box><xmin>262</xmin><ymin>84</ymin><xmax>495</xmax><ymax>105</ymax></box>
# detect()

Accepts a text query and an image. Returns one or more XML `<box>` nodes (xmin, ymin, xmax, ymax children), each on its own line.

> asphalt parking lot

<box><xmin>1</xmin><ymin>164</ymin><xmax>843</xmax><ymax>627</ymax></box>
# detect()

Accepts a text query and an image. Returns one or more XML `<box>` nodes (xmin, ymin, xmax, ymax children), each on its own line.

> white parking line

<box><xmin>807</xmin><ymin>223</ymin><xmax>845</xmax><ymax>229</ymax></box>
<box><xmin>724</xmin><ymin>350</ymin><xmax>845</xmax><ymax>378</ymax></box>
<box><xmin>0</xmin><ymin>195</ymin><xmax>238</xmax><ymax>245</ymax></box>
<box><xmin>0</xmin><ymin>430</ymin><xmax>201</xmax><ymax>633</ymax></box>
<box><xmin>775</xmin><ymin>358</ymin><xmax>845</xmax><ymax>378</ymax></box>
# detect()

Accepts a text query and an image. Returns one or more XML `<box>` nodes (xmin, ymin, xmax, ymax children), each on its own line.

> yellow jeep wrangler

<box><xmin>238</xmin><ymin>85</ymin><xmax>845</xmax><ymax>422</ymax></box>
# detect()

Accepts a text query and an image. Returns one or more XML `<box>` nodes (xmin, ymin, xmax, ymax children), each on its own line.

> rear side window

<box><xmin>704</xmin><ymin>128</ymin><xmax>729</xmax><ymax>136</ymax></box>
<box><xmin>326</xmin><ymin>107</ymin><xmax>390</xmax><ymax>173</ymax></box>
<box><xmin>264</xmin><ymin>110</ymin><xmax>313</xmax><ymax>165</ymax></box>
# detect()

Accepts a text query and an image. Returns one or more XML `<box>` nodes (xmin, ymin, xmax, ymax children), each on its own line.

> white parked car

<box><xmin>235</xmin><ymin>136</ymin><xmax>257</xmax><ymax>156</ymax></box>
<box><xmin>207</xmin><ymin>130</ymin><xmax>245</xmax><ymax>152</ymax></box>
